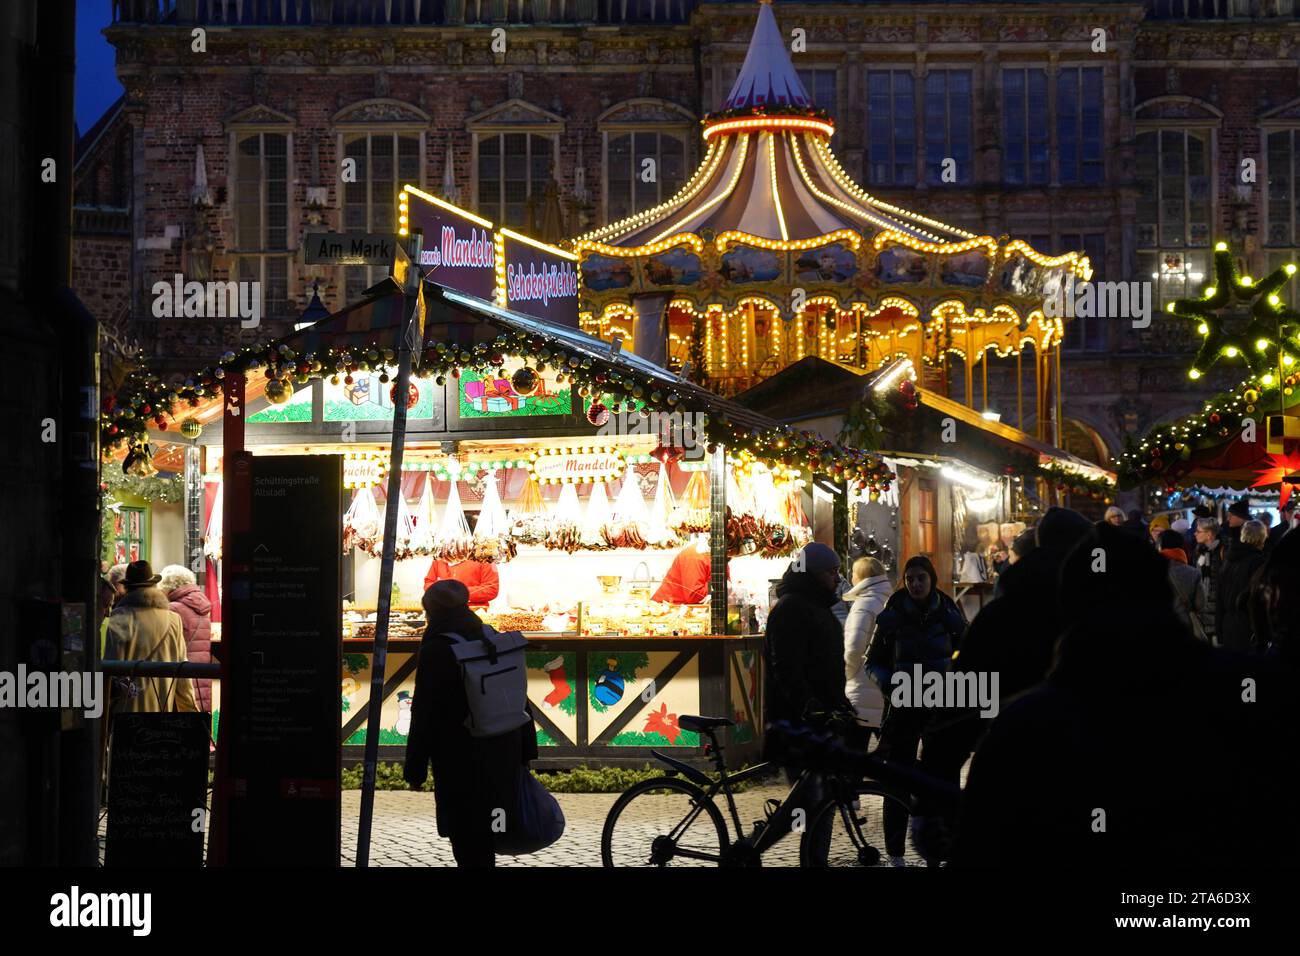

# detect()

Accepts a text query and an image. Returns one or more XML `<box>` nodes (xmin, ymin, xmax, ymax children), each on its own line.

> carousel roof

<box><xmin>576</xmin><ymin>0</ymin><xmax>975</xmax><ymax>251</ymax></box>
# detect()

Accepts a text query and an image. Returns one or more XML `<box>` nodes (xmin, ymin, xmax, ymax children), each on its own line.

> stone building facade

<box><xmin>78</xmin><ymin>0</ymin><xmax>1300</xmax><ymax>468</ymax></box>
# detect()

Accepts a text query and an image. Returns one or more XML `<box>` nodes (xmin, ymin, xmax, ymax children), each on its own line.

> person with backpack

<box><xmin>403</xmin><ymin>579</ymin><xmax>540</xmax><ymax>867</ymax></box>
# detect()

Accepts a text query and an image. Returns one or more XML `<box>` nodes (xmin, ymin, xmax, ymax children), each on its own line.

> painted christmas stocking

<box><xmin>542</xmin><ymin>655</ymin><xmax>571</xmax><ymax>708</ymax></box>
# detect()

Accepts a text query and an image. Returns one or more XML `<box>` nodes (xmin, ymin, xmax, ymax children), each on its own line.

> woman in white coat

<box><xmin>842</xmin><ymin>557</ymin><xmax>893</xmax><ymax>729</ymax></box>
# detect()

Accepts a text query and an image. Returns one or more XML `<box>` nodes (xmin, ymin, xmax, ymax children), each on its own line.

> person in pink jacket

<box><xmin>160</xmin><ymin>564</ymin><xmax>213</xmax><ymax>712</ymax></box>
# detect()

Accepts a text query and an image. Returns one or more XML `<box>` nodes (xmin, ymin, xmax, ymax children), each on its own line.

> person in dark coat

<box><xmin>1118</xmin><ymin>509</ymin><xmax>1148</xmax><ymax>540</ymax></box>
<box><xmin>951</xmin><ymin>523</ymin><xmax>1270</xmax><ymax>867</ymax></box>
<box><xmin>865</xmin><ymin>554</ymin><xmax>966</xmax><ymax>863</ymax></box>
<box><xmin>762</xmin><ymin>542</ymin><xmax>851</xmax><ymax>861</ymax></box>
<box><xmin>1216</xmin><ymin>519</ymin><xmax>1268</xmax><ymax>652</ymax></box>
<box><xmin>403</xmin><ymin>579</ymin><xmax>538</xmax><ymax>868</ymax></box>
<box><xmin>763</xmin><ymin>542</ymin><xmax>852</xmax><ymax>727</ymax></box>
<box><xmin>922</xmin><ymin>508</ymin><xmax>1092</xmax><ymax>773</ymax></box>
<box><xmin>1245</xmin><ymin>527</ymin><xmax>1300</xmax><ymax>859</ymax></box>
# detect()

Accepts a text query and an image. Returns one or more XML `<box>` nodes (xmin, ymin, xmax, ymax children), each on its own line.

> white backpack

<box><xmin>442</xmin><ymin>627</ymin><xmax>531</xmax><ymax>738</ymax></box>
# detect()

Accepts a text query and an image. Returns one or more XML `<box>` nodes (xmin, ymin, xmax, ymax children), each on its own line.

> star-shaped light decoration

<box><xmin>1170</xmin><ymin>242</ymin><xmax>1300</xmax><ymax>383</ymax></box>
<box><xmin>1251</xmin><ymin>451</ymin><xmax>1300</xmax><ymax>510</ymax></box>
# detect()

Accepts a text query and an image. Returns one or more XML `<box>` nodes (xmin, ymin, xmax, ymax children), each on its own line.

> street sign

<box><xmin>302</xmin><ymin>232</ymin><xmax>398</xmax><ymax>266</ymax></box>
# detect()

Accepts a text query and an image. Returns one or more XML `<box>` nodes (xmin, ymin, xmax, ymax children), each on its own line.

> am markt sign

<box><xmin>303</xmin><ymin>232</ymin><xmax>398</xmax><ymax>266</ymax></box>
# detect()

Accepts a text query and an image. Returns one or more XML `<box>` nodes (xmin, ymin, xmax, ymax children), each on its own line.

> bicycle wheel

<box><xmin>601</xmin><ymin>776</ymin><xmax>730</xmax><ymax>867</ymax></box>
<box><xmin>799</xmin><ymin>784</ymin><xmax>911</xmax><ymax>867</ymax></box>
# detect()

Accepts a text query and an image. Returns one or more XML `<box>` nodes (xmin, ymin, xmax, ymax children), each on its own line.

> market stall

<box><xmin>737</xmin><ymin>354</ymin><xmax>1116</xmax><ymax>617</ymax></box>
<box><xmin>102</xmin><ymin>281</ymin><xmax>893</xmax><ymax>768</ymax></box>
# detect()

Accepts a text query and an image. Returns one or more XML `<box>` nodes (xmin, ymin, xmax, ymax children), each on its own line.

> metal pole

<box><xmin>356</xmin><ymin>234</ymin><xmax>423</xmax><ymax>868</ymax></box>
<box><xmin>709</xmin><ymin>444</ymin><xmax>727</xmax><ymax>636</ymax></box>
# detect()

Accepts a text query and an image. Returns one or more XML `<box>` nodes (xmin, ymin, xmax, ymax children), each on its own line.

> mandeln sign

<box><xmin>501</xmin><ymin>229</ymin><xmax>579</xmax><ymax>328</ymax></box>
<box><xmin>404</xmin><ymin>187</ymin><xmax>497</xmax><ymax>303</ymax></box>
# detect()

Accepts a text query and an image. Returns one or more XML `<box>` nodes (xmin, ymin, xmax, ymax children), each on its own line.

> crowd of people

<box><xmin>763</xmin><ymin>500</ymin><xmax>1300</xmax><ymax>867</ymax></box>
<box><xmin>97</xmin><ymin>560</ymin><xmax>212</xmax><ymax>718</ymax></box>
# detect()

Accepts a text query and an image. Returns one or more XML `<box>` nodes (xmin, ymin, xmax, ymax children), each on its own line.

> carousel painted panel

<box><xmin>874</xmin><ymin>244</ymin><xmax>931</xmax><ymax>286</ymax></box>
<box><xmin>940</xmin><ymin>249</ymin><xmax>993</xmax><ymax>290</ymax></box>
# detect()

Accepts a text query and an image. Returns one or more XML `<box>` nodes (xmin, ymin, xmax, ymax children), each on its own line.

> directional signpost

<box><xmin>302</xmin><ymin>232</ymin><xmax>400</xmax><ymax>267</ymax></box>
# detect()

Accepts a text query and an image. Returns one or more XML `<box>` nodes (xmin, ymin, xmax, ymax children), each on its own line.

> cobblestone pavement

<box><xmin>339</xmin><ymin>785</ymin><xmax>928</xmax><ymax>867</ymax></box>
<box><xmin>99</xmin><ymin>783</ymin><xmax>932</xmax><ymax>867</ymax></box>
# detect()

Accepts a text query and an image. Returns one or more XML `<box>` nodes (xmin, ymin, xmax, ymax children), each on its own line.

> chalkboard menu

<box><xmin>106</xmin><ymin>713</ymin><xmax>210</xmax><ymax>867</ymax></box>
<box><xmin>225</xmin><ymin>455</ymin><xmax>341</xmax><ymax>866</ymax></box>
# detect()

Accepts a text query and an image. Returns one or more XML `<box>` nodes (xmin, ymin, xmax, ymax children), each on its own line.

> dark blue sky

<box><xmin>76</xmin><ymin>0</ymin><xmax>123</xmax><ymax>137</ymax></box>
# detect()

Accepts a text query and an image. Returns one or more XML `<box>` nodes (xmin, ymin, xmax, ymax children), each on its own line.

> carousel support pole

<box><xmin>1034</xmin><ymin>347</ymin><xmax>1044</xmax><ymax>441</ymax></box>
<box><xmin>964</xmin><ymin>325</ymin><xmax>974</xmax><ymax>408</ymax></box>
<box><xmin>1054</xmin><ymin>343</ymin><xmax>1063</xmax><ymax>448</ymax></box>
<box><xmin>981</xmin><ymin>346</ymin><xmax>988</xmax><ymax>412</ymax></box>
<box><xmin>356</xmin><ymin>235</ymin><xmax>424</xmax><ymax>868</ymax></box>
<box><xmin>1016</xmin><ymin>349</ymin><xmax>1024</xmax><ymax>431</ymax></box>
<box><xmin>709</xmin><ymin>444</ymin><xmax>727</xmax><ymax>636</ymax></box>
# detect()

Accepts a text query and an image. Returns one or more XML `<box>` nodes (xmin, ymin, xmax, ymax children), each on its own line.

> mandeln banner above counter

<box><xmin>399</xmin><ymin>186</ymin><xmax>578</xmax><ymax>329</ymax></box>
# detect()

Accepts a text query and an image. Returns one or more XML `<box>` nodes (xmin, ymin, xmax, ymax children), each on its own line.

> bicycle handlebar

<box><xmin>765</xmin><ymin>720</ymin><xmax>962</xmax><ymax>807</ymax></box>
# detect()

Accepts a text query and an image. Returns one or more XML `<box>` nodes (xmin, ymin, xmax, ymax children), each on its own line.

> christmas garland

<box><xmin>100</xmin><ymin>470</ymin><xmax>185</xmax><ymax>503</ymax></box>
<box><xmin>100</xmin><ymin>327</ymin><xmax>895</xmax><ymax>497</ymax></box>
<box><xmin>1120</xmin><ymin>242</ymin><xmax>1300</xmax><ymax>489</ymax></box>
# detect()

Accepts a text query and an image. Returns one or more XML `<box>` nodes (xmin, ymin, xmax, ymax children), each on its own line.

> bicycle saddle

<box><xmin>678</xmin><ymin>714</ymin><xmax>733</xmax><ymax>733</ymax></box>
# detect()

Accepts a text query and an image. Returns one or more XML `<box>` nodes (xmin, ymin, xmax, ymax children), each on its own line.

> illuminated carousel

<box><xmin>573</xmin><ymin>0</ymin><xmax>1091</xmax><ymax>429</ymax></box>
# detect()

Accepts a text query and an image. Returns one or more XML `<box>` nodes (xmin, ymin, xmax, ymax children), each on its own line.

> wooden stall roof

<box><xmin>132</xmin><ymin>283</ymin><xmax>834</xmax><ymax>465</ymax></box>
<box><xmin>734</xmin><ymin>355</ymin><xmax>1114</xmax><ymax>483</ymax></box>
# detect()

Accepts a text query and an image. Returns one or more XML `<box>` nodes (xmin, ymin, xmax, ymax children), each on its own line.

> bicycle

<box><xmin>600</xmin><ymin>714</ymin><xmax>912</xmax><ymax>867</ymax></box>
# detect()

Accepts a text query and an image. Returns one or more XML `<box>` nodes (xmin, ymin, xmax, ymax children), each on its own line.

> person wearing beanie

<box><xmin>403</xmin><ymin>578</ymin><xmax>538</xmax><ymax>867</ymax></box>
<box><xmin>764</xmin><ymin>542</ymin><xmax>849</xmax><ymax>728</ymax></box>
<box><xmin>1225</xmin><ymin>499</ymin><xmax>1251</xmax><ymax>544</ymax></box>
<box><xmin>103</xmin><ymin>560</ymin><xmax>198</xmax><ymax>714</ymax></box>
<box><xmin>763</xmin><ymin>541</ymin><xmax>853</xmax><ymax>862</ymax></box>
<box><xmin>953</xmin><ymin>523</ymin><xmax>1268</xmax><ymax>867</ymax></box>
<box><xmin>865</xmin><ymin>554</ymin><xmax>966</xmax><ymax>864</ymax></box>
<box><xmin>1159</xmin><ymin>529</ymin><xmax>1207</xmax><ymax>640</ymax></box>
<box><xmin>1147</xmin><ymin>513</ymin><xmax>1171</xmax><ymax>549</ymax></box>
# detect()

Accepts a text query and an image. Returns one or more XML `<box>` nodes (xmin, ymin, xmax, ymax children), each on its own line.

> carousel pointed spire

<box><xmin>722</xmin><ymin>0</ymin><xmax>812</xmax><ymax>112</ymax></box>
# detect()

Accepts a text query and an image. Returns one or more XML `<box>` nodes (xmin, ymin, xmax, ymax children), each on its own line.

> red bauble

<box><xmin>1209</xmin><ymin>413</ymin><xmax>1221</xmax><ymax>424</ymax></box>
<box><xmin>389</xmin><ymin>382</ymin><xmax>419</xmax><ymax>409</ymax></box>
<box><xmin>511</xmin><ymin>367</ymin><xmax>539</xmax><ymax>396</ymax></box>
<box><xmin>586</xmin><ymin>401</ymin><xmax>610</xmax><ymax>427</ymax></box>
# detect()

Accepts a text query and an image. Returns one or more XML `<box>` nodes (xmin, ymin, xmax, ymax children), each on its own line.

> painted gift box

<box><xmin>464</xmin><ymin>378</ymin><xmax>524</xmax><ymax>413</ymax></box>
